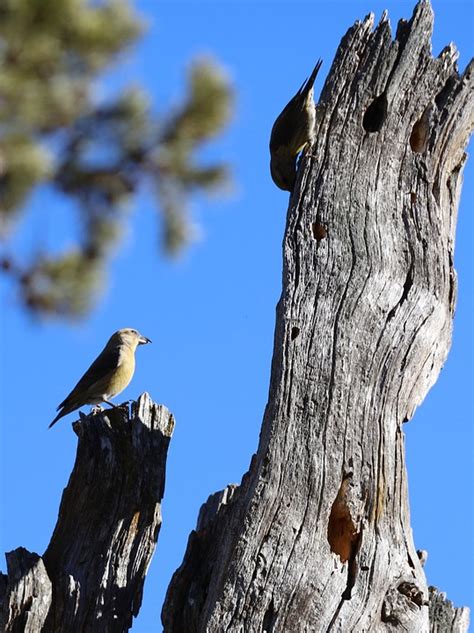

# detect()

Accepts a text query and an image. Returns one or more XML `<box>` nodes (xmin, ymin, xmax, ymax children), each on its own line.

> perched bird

<box><xmin>49</xmin><ymin>328</ymin><xmax>151</xmax><ymax>428</ymax></box>
<box><xmin>269</xmin><ymin>59</ymin><xmax>323</xmax><ymax>191</ymax></box>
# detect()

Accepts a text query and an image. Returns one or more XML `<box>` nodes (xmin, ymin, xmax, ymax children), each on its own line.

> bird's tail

<box><xmin>297</xmin><ymin>58</ymin><xmax>323</xmax><ymax>97</ymax></box>
<box><xmin>49</xmin><ymin>403</ymin><xmax>75</xmax><ymax>429</ymax></box>
<box><xmin>49</xmin><ymin>409</ymin><xmax>65</xmax><ymax>429</ymax></box>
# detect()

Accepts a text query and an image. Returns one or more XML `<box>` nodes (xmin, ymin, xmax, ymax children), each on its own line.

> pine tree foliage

<box><xmin>0</xmin><ymin>0</ymin><xmax>233</xmax><ymax>317</ymax></box>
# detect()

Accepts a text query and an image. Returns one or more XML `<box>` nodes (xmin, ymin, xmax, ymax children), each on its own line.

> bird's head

<box><xmin>111</xmin><ymin>328</ymin><xmax>152</xmax><ymax>350</ymax></box>
<box><xmin>270</xmin><ymin>155</ymin><xmax>296</xmax><ymax>192</ymax></box>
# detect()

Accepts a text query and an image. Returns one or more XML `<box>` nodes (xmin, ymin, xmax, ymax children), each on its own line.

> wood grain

<box><xmin>1</xmin><ymin>394</ymin><xmax>174</xmax><ymax>633</ymax></box>
<box><xmin>162</xmin><ymin>3</ymin><xmax>473</xmax><ymax>631</ymax></box>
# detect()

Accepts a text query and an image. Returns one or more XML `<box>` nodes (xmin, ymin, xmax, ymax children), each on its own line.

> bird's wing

<box><xmin>57</xmin><ymin>346</ymin><xmax>121</xmax><ymax>410</ymax></box>
<box><xmin>270</xmin><ymin>60</ymin><xmax>323</xmax><ymax>154</ymax></box>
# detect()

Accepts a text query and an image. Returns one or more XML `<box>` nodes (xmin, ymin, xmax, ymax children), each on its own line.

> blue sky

<box><xmin>1</xmin><ymin>1</ymin><xmax>473</xmax><ymax>631</ymax></box>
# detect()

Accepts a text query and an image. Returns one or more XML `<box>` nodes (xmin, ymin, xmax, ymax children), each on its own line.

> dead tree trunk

<box><xmin>0</xmin><ymin>394</ymin><xmax>174</xmax><ymax>633</ymax></box>
<box><xmin>162</xmin><ymin>2</ymin><xmax>473</xmax><ymax>631</ymax></box>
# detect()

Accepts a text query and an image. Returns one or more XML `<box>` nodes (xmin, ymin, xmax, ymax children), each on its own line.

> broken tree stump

<box><xmin>1</xmin><ymin>394</ymin><xmax>174</xmax><ymax>633</ymax></box>
<box><xmin>162</xmin><ymin>2</ymin><xmax>473</xmax><ymax>631</ymax></box>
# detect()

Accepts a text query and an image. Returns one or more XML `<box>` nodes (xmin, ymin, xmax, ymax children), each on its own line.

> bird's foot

<box><xmin>303</xmin><ymin>146</ymin><xmax>318</xmax><ymax>159</ymax></box>
<box><xmin>303</xmin><ymin>140</ymin><xmax>317</xmax><ymax>159</ymax></box>
<box><xmin>91</xmin><ymin>404</ymin><xmax>105</xmax><ymax>414</ymax></box>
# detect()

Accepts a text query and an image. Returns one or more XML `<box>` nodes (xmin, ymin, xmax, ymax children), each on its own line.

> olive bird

<box><xmin>49</xmin><ymin>328</ymin><xmax>151</xmax><ymax>428</ymax></box>
<box><xmin>269</xmin><ymin>59</ymin><xmax>323</xmax><ymax>191</ymax></box>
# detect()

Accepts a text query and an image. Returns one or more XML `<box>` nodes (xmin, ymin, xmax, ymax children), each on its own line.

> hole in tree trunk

<box><xmin>410</xmin><ymin>108</ymin><xmax>431</xmax><ymax>153</ymax></box>
<box><xmin>312</xmin><ymin>222</ymin><xmax>327</xmax><ymax>241</ymax></box>
<box><xmin>397</xmin><ymin>582</ymin><xmax>425</xmax><ymax>607</ymax></box>
<box><xmin>327</xmin><ymin>477</ymin><xmax>359</xmax><ymax>564</ymax></box>
<box><xmin>362</xmin><ymin>92</ymin><xmax>388</xmax><ymax>132</ymax></box>
<box><xmin>327</xmin><ymin>476</ymin><xmax>361</xmax><ymax>600</ymax></box>
<box><xmin>291</xmin><ymin>326</ymin><xmax>300</xmax><ymax>340</ymax></box>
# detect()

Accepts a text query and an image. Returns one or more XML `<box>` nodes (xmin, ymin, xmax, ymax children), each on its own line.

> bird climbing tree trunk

<box><xmin>162</xmin><ymin>3</ymin><xmax>473</xmax><ymax>631</ymax></box>
<box><xmin>0</xmin><ymin>394</ymin><xmax>174</xmax><ymax>633</ymax></box>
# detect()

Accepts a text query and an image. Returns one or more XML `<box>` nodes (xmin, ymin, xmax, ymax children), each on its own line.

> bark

<box><xmin>0</xmin><ymin>549</ymin><xmax>52</xmax><ymax>633</ymax></box>
<box><xmin>0</xmin><ymin>394</ymin><xmax>174</xmax><ymax>633</ymax></box>
<box><xmin>162</xmin><ymin>2</ymin><xmax>473</xmax><ymax>632</ymax></box>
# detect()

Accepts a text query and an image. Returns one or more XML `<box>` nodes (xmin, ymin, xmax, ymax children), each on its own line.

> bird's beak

<box><xmin>139</xmin><ymin>335</ymin><xmax>152</xmax><ymax>345</ymax></box>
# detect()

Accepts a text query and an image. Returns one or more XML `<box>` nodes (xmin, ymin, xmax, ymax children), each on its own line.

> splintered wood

<box><xmin>162</xmin><ymin>2</ymin><xmax>473</xmax><ymax>631</ymax></box>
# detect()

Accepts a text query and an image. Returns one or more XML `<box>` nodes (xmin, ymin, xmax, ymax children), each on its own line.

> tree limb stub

<box><xmin>1</xmin><ymin>394</ymin><xmax>174</xmax><ymax>633</ymax></box>
<box><xmin>162</xmin><ymin>2</ymin><xmax>472</xmax><ymax>631</ymax></box>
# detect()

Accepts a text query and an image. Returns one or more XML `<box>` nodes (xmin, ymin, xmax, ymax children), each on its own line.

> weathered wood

<box><xmin>43</xmin><ymin>394</ymin><xmax>174</xmax><ymax>632</ymax></box>
<box><xmin>0</xmin><ymin>548</ymin><xmax>52</xmax><ymax>633</ymax></box>
<box><xmin>1</xmin><ymin>394</ymin><xmax>174</xmax><ymax>633</ymax></box>
<box><xmin>162</xmin><ymin>2</ymin><xmax>472</xmax><ymax>631</ymax></box>
<box><xmin>428</xmin><ymin>587</ymin><xmax>470</xmax><ymax>633</ymax></box>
